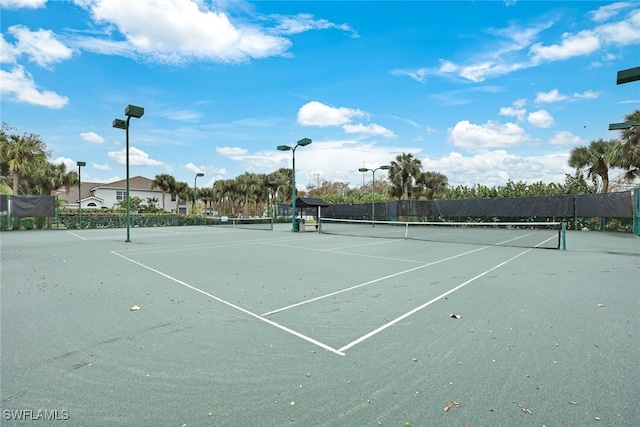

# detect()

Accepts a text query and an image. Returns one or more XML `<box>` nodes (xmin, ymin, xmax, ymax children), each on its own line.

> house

<box><xmin>56</xmin><ymin>176</ymin><xmax>187</xmax><ymax>214</ymax></box>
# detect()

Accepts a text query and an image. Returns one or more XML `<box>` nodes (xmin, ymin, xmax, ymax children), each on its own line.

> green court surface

<box><xmin>1</xmin><ymin>225</ymin><xmax>638</xmax><ymax>426</ymax></box>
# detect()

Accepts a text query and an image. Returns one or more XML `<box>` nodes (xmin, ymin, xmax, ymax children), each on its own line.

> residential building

<box><xmin>56</xmin><ymin>176</ymin><xmax>187</xmax><ymax>213</ymax></box>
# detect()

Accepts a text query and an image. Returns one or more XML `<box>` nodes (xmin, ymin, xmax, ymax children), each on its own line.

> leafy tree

<box><xmin>151</xmin><ymin>173</ymin><xmax>176</xmax><ymax>211</ymax></box>
<box><xmin>171</xmin><ymin>181</ymin><xmax>189</xmax><ymax>214</ymax></box>
<box><xmin>415</xmin><ymin>171</ymin><xmax>448</xmax><ymax>200</ymax></box>
<box><xmin>568</xmin><ymin>139</ymin><xmax>619</xmax><ymax>193</ymax></box>
<box><xmin>388</xmin><ymin>152</ymin><xmax>422</xmax><ymax>199</ymax></box>
<box><xmin>609</xmin><ymin>109</ymin><xmax>640</xmax><ymax>182</ymax></box>
<box><xmin>199</xmin><ymin>187</ymin><xmax>215</xmax><ymax>216</ymax></box>
<box><xmin>0</xmin><ymin>127</ymin><xmax>49</xmax><ymax>195</ymax></box>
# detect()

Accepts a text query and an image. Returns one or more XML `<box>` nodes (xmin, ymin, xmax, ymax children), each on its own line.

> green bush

<box><xmin>21</xmin><ymin>217</ymin><xmax>35</xmax><ymax>230</ymax></box>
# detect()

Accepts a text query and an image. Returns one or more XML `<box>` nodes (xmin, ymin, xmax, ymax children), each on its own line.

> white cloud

<box><xmin>92</xmin><ymin>163</ymin><xmax>112</xmax><ymax>171</ymax></box>
<box><xmin>51</xmin><ymin>157</ymin><xmax>76</xmax><ymax>171</ymax></box>
<box><xmin>297</xmin><ymin>101</ymin><xmax>365</xmax><ymax>127</ymax></box>
<box><xmin>530</xmin><ymin>30</ymin><xmax>601</xmax><ymax>63</ymax></box>
<box><xmin>535</xmin><ymin>89</ymin><xmax>599</xmax><ymax>104</ymax></box>
<box><xmin>499</xmin><ymin>106</ymin><xmax>526</xmax><ymax>122</ymax></box>
<box><xmin>589</xmin><ymin>2</ymin><xmax>634</xmax><ymax>22</ymax></box>
<box><xmin>448</xmin><ymin>120</ymin><xmax>530</xmax><ymax>150</ymax></box>
<box><xmin>269</xmin><ymin>13</ymin><xmax>358</xmax><ymax>37</ymax></box>
<box><xmin>0</xmin><ymin>34</ymin><xmax>18</xmax><ymax>63</ymax></box>
<box><xmin>216</xmin><ymin>146</ymin><xmax>249</xmax><ymax>158</ymax></box>
<box><xmin>0</xmin><ymin>0</ymin><xmax>46</xmax><ymax>9</ymax></box>
<box><xmin>73</xmin><ymin>0</ymin><xmax>292</xmax><ymax>63</ymax></box>
<box><xmin>0</xmin><ymin>66</ymin><xmax>69</xmax><ymax>108</ymax></box>
<box><xmin>421</xmin><ymin>150</ymin><xmax>572</xmax><ymax>188</ymax></box>
<box><xmin>595</xmin><ymin>9</ymin><xmax>640</xmax><ymax>45</ymax></box>
<box><xmin>80</xmin><ymin>131</ymin><xmax>106</xmax><ymax>144</ymax></box>
<box><xmin>107</xmin><ymin>146</ymin><xmax>166</xmax><ymax>167</ymax></box>
<box><xmin>342</xmin><ymin>123</ymin><xmax>396</xmax><ymax>138</ymax></box>
<box><xmin>297</xmin><ymin>101</ymin><xmax>394</xmax><ymax>139</ymax></box>
<box><xmin>548</xmin><ymin>131</ymin><xmax>583</xmax><ymax>146</ymax></box>
<box><xmin>535</xmin><ymin>89</ymin><xmax>568</xmax><ymax>104</ymax></box>
<box><xmin>184</xmin><ymin>162</ymin><xmax>227</xmax><ymax>175</ymax></box>
<box><xmin>5</xmin><ymin>25</ymin><xmax>74</xmax><ymax>68</ymax></box>
<box><xmin>394</xmin><ymin>6</ymin><xmax>640</xmax><ymax>84</ymax></box>
<box><xmin>527</xmin><ymin>110</ymin><xmax>554</xmax><ymax>128</ymax></box>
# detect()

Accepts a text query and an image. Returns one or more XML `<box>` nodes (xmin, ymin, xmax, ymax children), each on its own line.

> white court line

<box><xmin>110</xmin><ymin>250</ymin><xmax>345</xmax><ymax>356</ymax></box>
<box><xmin>66</xmin><ymin>231</ymin><xmax>86</xmax><ymax>240</ymax></box>
<box><xmin>262</xmin><ymin>240</ymin><xmax>427</xmax><ymax>265</ymax></box>
<box><xmin>338</xmin><ymin>247</ymin><xmax>533</xmax><ymax>353</ymax></box>
<box><xmin>261</xmin><ymin>245</ymin><xmax>489</xmax><ymax>316</ymax></box>
<box><xmin>119</xmin><ymin>235</ymin><xmax>307</xmax><ymax>256</ymax></box>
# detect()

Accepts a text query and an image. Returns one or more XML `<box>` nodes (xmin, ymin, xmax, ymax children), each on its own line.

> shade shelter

<box><xmin>295</xmin><ymin>197</ymin><xmax>329</xmax><ymax>231</ymax></box>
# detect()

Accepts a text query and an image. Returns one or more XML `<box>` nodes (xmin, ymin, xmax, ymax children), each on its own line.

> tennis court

<box><xmin>1</xmin><ymin>223</ymin><xmax>638</xmax><ymax>426</ymax></box>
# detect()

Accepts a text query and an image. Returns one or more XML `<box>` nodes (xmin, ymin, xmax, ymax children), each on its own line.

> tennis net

<box><xmin>205</xmin><ymin>216</ymin><xmax>273</xmax><ymax>231</ymax></box>
<box><xmin>318</xmin><ymin>218</ymin><xmax>566</xmax><ymax>249</ymax></box>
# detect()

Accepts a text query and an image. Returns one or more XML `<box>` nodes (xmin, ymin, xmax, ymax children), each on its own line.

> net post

<box><xmin>561</xmin><ymin>222</ymin><xmax>566</xmax><ymax>250</ymax></box>
<box><xmin>404</xmin><ymin>221</ymin><xmax>409</xmax><ymax>239</ymax></box>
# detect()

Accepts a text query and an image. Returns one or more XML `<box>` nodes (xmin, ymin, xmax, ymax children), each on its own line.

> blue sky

<box><xmin>1</xmin><ymin>0</ymin><xmax>639</xmax><ymax>191</ymax></box>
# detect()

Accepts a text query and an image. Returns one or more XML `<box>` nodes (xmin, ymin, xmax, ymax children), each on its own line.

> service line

<box><xmin>111</xmin><ymin>250</ymin><xmax>345</xmax><ymax>356</ymax></box>
<box><xmin>338</xmin><ymin>247</ymin><xmax>533</xmax><ymax>353</ymax></box>
<box><xmin>261</xmin><ymin>245</ymin><xmax>489</xmax><ymax>317</ymax></box>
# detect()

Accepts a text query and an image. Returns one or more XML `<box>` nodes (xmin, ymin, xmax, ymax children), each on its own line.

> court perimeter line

<box><xmin>338</xmin><ymin>247</ymin><xmax>533</xmax><ymax>353</ymax></box>
<box><xmin>261</xmin><ymin>245</ymin><xmax>489</xmax><ymax>317</ymax></box>
<box><xmin>110</xmin><ymin>250</ymin><xmax>345</xmax><ymax>356</ymax></box>
<box><xmin>66</xmin><ymin>231</ymin><xmax>86</xmax><ymax>240</ymax></box>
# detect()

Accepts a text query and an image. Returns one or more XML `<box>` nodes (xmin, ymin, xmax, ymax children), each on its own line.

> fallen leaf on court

<box><xmin>443</xmin><ymin>400</ymin><xmax>461</xmax><ymax>412</ymax></box>
<box><xmin>518</xmin><ymin>404</ymin><xmax>532</xmax><ymax>414</ymax></box>
<box><xmin>450</xmin><ymin>313</ymin><xmax>461</xmax><ymax>319</ymax></box>
<box><xmin>130</xmin><ymin>305</ymin><xmax>141</xmax><ymax>311</ymax></box>
<box><xmin>595</xmin><ymin>417</ymin><xmax>601</xmax><ymax>421</ymax></box>
<box><xmin>569</xmin><ymin>401</ymin><xmax>578</xmax><ymax>405</ymax></box>
<box><xmin>597</xmin><ymin>304</ymin><xmax>604</xmax><ymax>307</ymax></box>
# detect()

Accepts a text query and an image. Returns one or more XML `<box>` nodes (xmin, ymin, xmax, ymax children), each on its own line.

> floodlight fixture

<box><xmin>616</xmin><ymin>66</ymin><xmax>640</xmax><ymax>85</ymax></box>
<box><xmin>608</xmin><ymin>122</ymin><xmax>638</xmax><ymax>131</ymax></box>
<box><xmin>125</xmin><ymin>104</ymin><xmax>144</xmax><ymax>118</ymax></box>
<box><xmin>112</xmin><ymin>119</ymin><xmax>126</xmax><ymax>129</ymax></box>
<box><xmin>276</xmin><ymin>138</ymin><xmax>312</xmax><ymax>231</ymax></box>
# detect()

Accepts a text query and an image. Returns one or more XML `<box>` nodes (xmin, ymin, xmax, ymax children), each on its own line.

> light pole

<box><xmin>194</xmin><ymin>172</ymin><xmax>204</xmax><ymax>225</ymax></box>
<box><xmin>76</xmin><ymin>161</ymin><xmax>86</xmax><ymax>229</ymax></box>
<box><xmin>268</xmin><ymin>180</ymin><xmax>277</xmax><ymax>218</ymax></box>
<box><xmin>113</xmin><ymin>104</ymin><xmax>144</xmax><ymax>242</ymax></box>
<box><xmin>358</xmin><ymin>165</ymin><xmax>389</xmax><ymax>222</ymax></box>
<box><xmin>277</xmin><ymin>138</ymin><xmax>311</xmax><ymax>231</ymax></box>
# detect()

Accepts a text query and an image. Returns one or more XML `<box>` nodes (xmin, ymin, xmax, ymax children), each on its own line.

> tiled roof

<box><xmin>98</xmin><ymin>176</ymin><xmax>157</xmax><ymax>190</ymax></box>
<box><xmin>56</xmin><ymin>182</ymin><xmax>102</xmax><ymax>204</ymax></box>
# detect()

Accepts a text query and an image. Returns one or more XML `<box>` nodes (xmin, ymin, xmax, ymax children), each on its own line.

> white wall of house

<box><xmin>92</xmin><ymin>187</ymin><xmax>179</xmax><ymax>212</ymax></box>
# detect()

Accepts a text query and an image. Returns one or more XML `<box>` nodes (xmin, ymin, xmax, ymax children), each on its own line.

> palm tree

<box><xmin>416</xmin><ymin>171</ymin><xmax>449</xmax><ymax>200</ymax></box>
<box><xmin>171</xmin><ymin>181</ymin><xmax>189</xmax><ymax>214</ymax></box>
<box><xmin>31</xmin><ymin>161</ymin><xmax>77</xmax><ymax>196</ymax></box>
<box><xmin>0</xmin><ymin>132</ymin><xmax>49</xmax><ymax>194</ymax></box>
<box><xmin>388</xmin><ymin>152</ymin><xmax>423</xmax><ymax>200</ymax></box>
<box><xmin>151</xmin><ymin>173</ymin><xmax>176</xmax><ymax>211</ymax></box>
<box><xmin>609</xmin><ymin>109</ymin><xmax>640</xmax><ymax>182</ymax></box>
<box><xmin>568</xmin><ymin>139</ymin><xmax>618</xmax><ymax>193</ymax></box>
<box><xmin>199</xmin><ymin>187</ymin><xmax>215</xmax><ymax>216</ymax></box>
